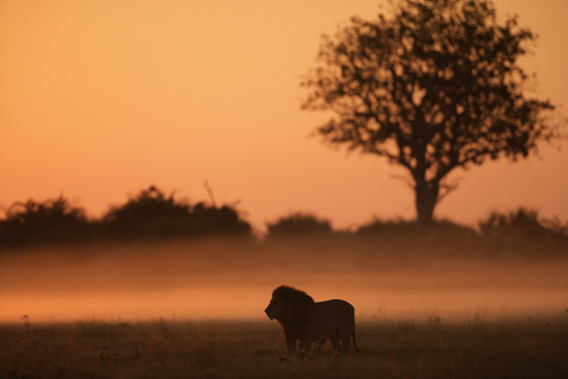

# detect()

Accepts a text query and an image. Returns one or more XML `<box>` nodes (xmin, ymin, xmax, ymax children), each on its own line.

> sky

<box><xmin>1</xmin><ymin>0</ymin><xmax>567</xmax><ymax>233</ymax></box>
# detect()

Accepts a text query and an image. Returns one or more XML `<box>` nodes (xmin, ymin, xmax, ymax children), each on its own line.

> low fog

<box><xmin>1</xmin><ymin>237</ymin><xmax>567</xmax><ymax>324</ymax></box>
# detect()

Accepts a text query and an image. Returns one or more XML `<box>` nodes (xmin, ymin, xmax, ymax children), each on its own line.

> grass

<box><xmin>1</xmin><ymin>317</ymin><xmax>567</xmax><ymax>379</ymax></box>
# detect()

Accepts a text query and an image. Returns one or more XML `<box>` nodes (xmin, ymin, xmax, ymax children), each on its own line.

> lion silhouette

<box><xmin>264</xmin><ymin>285</ymin><xmax>360</xmax><ymax>356</ymax></box>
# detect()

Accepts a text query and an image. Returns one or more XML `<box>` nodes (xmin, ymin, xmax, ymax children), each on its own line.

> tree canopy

<box><xmin>301</xmin><ymin>0</ymin><xmax>558</xmax><ymax>225</ymax></box>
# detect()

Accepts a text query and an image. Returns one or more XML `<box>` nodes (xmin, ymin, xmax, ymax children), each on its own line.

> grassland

<box><xmin>1</xmin><ymin>317</ymin><xmax>567</xmax><ymax>379</ymax></box>
<box><xmin>2</xmin><ymin>237</ymin><xmax>567</xmax><ymax>377</ymax></box>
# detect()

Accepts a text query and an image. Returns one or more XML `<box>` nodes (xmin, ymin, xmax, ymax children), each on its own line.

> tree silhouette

<box><xmin>102</xmin><ymin>186</ymin><xmax>193</xmax><ymax>240</ymax></box>
<box><xmin>102</xmin><ymin>185</ymin><xmax>251</xmax><ymax>240</ymax></box>
<box><xmin>479</xmin><ymin>208</ymin><xmax>544</xmax><ymax>241</ymax></box>
<box><xmin>301</xmin><ymin>0</ymin><xmax>558</xmax><ymax>225</ymax></box>
<box><xmin>266</xmin><ymin>212</ymin><xmax>333</xmax><ymax>237</ymax></box>
<box><xmin>0</xmin><ymin>195</ymin><xmax>89</xmax><ymax>247</ymax></box>
<box><xmin>478</xmin><ymin>208</ymin><xmax>568</xmax><ymax>255</ymax></box>
<box><xmin>189</xmin><ymin>202</ymin><xmax>252</xmax><ymax>236</ymax></box>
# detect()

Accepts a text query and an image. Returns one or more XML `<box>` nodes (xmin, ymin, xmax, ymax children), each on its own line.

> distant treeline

<box><xmin>0</xmin><ymin>186</ymin><xmax>250</xmax><ymax>248</ymax></box>
<box><xmin>1</xmin><ymin>185</ymin><xmax>567</xmax><ymax>257</ymax></box>
<box><xmin>265</xmin><ymin>209</ymin><xmax>568</xmax><ymax>259</ymax></box>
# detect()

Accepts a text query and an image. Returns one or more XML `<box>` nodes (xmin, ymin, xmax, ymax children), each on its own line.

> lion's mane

<box><xmin>271</xmin><ymin>285</ymin><xmax>315</xmax><ymax>338</ymax></box>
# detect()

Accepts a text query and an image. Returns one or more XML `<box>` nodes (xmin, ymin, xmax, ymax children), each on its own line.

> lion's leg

<box><xmin>286</xmin><ymin>338</ymin><xmax>296</xmax><ymax>355</ymax></box>
<box><xmin>330</xmin><ymin>334</ymin><xmax>341</xmax><ymax>352</ymax></box>
<box><xmin>302</xmin><ymin>337</ymin><xmax>312</xmax><ymax>353</ymax></box>
<box><xmin>340</xmin><ymin>330</ymin><xmax>351</xmax><ymax>352</ymax></box>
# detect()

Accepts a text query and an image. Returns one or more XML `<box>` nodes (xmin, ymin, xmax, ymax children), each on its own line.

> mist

<box><xmin>2</xmin><ymin>237</ymin><xmax>567</xmax><ymax>324</ymax></box>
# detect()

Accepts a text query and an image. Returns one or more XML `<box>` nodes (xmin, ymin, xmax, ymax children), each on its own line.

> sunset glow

<box><xmin>2</xmin><ymin>4</ymin><xmax>568</xmax><ymax>377</ymax></box>
<box><xmin>1</xmin><ymin>0</ymin><xmax>568</xmax><ymax>324</ymax></box>
<box><xmin>1</xmin><ymin>0</ymin><xmax>566</xmax><ymax>232</ymax></box>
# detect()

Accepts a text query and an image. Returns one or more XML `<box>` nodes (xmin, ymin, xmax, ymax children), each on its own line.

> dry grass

<box><xmin>1</xmin><ymin>316</ymin><xmax>567</xmax><ymax>379</ymax></box>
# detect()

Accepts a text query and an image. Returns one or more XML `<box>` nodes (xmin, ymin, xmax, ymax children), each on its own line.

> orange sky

<box><xmin>1</xmin><ymin>0</ymin><xmax>567</xmax><ymax>233</ymax></box>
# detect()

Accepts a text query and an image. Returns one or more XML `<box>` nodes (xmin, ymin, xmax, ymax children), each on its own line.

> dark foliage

<box><xmin>357</xmin><ymin>217</ymin><xmax>476</xmax><ymax>237</ymax></box>
<box><xmin>189</xmin><ymin>202</ymin><xmax>251</xmax><ymax>237</ymax></box>
<box><xmin>0</xmin><ymin>186</ymin><xmax>251</xmax><ymax>249</ymax></box>
<box><xmin>355</xmin><ymin>217</ymin><xmax>485</xmax><ymax>258</ymax></box>
<box><xmin>479</xmin><ymin>208</ymin><xmax>568</xmax><ymax>256</ymax></box>
<box><xmin>100</xmin><ymin>186</ymin><xmax>192</xmax><ymax>240</ymax></box>
<box><xmin>0</xmin><ymin>195</ymin><xmax>89</xmax><ymax>247</ymax></box>
<box><xmin>356</xmin><ymin>217</ymin><xmax>418</xmax><ymax>236</ymax></box>
<box><xmin>266</xmin><ymin>212</ymin><xmax>333</xmax><ymax>238</ymax></box>
<box><xmin>479</xmin><ymin>208</ymin><xmax>545</xmax><ymax>240</ymax></box>
<box><xmin>101</xmin><ymin>186</ymin><xmax>251</xmax><ymax>241</ymax></box>
<box><xmin>301</xmin><ymin>0</ymin><xmax>559</xmax><ymax>225</ymax></box>
<box><xmin>350</xmin><ymin>212</ymin><xmax>568</xmax><ymax>258</ymax></box>
<box><xmin>1</xmin><ymin>188</ymin><xmax>566</xmax><ymax>258</ymax></box>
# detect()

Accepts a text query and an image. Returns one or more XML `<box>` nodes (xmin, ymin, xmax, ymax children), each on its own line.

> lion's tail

<box><xmin>352</xmin><ymin>317</ymin><xmax>361</xmax><ymax>352</ymax></box>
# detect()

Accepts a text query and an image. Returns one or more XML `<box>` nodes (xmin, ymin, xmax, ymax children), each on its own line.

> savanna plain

<box><xmin>1</xmin><ymin>235</ymin><xmax>568</xmax><ymax>378</ymax></box>
<box><xmin>2</xmin><ymin>316</ymin><xmax>568</xmax><ymax>379</ymax></box>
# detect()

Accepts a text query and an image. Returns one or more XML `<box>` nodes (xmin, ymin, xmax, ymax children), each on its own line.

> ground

<box><xmin>1</xmin><ymin>317</ymin><xmax>567</xmax><ymax>379</ymax></box>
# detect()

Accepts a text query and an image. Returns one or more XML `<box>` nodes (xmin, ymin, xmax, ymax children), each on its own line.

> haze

<box><xmin>1</xmin><ymin>238</ymin><xmax>567</xmax><ymax>323</ymax></box>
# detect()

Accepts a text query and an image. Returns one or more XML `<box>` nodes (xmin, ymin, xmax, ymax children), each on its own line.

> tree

<box><xmin>301</xmin><ymin>0</ymin><xmax>558</xmax><ymax>225</ymax></box>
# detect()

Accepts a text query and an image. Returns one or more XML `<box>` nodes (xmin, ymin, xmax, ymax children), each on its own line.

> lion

<box><xmin>264</xmin><ymin>285</ymin><xmax>360</xmax><ymax>356</ymax></box>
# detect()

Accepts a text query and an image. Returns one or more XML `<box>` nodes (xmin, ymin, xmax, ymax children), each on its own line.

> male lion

<box><xmin>264</xmin><ymin>285</ymin><xmax>360</xmax><ymax>356</ymax></box>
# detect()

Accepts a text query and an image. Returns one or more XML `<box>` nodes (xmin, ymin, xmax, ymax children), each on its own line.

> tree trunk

<box><xmin>415</xmin><ymin>180</ymin><xmax>438</xmax><ymax>227</ymax></box>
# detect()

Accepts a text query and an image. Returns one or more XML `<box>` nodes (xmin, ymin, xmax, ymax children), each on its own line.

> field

<box><xmin>1</xmin><ymin>317</ymin><xmax>567</xmax><ymax>379</ymax></box>
<box><xmin>2</xmin><ymin>237</ymin><xmax>568</xmax><ymax>378</ymax></box>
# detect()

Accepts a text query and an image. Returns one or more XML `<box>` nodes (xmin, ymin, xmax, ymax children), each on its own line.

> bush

<box><xmin>101</xmin><ymin>185</ymin><xmax>251</xmax><ymax>241</ymax></box>
<box><xmin>266</xmin><ymin>212</ymin><xmax>333</xmax><ymax>238</ymax></box>
<box><xmin>0</xmin><ymin>186</ymin><xmax>253</xmax><ymax>248</ymax></box>
<box><xmin>356</xmin><ymin>217</ymin><xmax>417</xmax><ymax>236</ymax></box>
<box><xmin>479</xmin><ymin>208</ymin><xmax>568</xmax><ymax>256</ymax></box>
<box><xmin>354</xmin><ymin>217</ymin><xmax>483</xmax><ymax>258</ymax></box>
<box><xmin>0</xmin><ymin>195</ymin><xmax>89</xmax><ymax>247</ymax></box>
<box><xmin>101</xmin><ymin>186</ymin><xmax>193</xmax><ymax>240</ymax></box>
<box><xmin>479</xmin><ymin>208</ymin><xmax>546</xmax><ymax>241</ymax></box>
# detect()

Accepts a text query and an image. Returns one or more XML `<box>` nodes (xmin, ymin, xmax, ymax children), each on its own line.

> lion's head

<box><xmin>265</xmin><ymin>285</ymin><xmax>315</xmax><ymax>334</ymax></box>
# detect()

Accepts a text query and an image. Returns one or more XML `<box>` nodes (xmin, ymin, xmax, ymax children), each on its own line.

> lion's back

<box><xmin>312</xmin><ymin>299</ymin><xmax>355</xmax><ymax>335</ymax></box>
<box><xmin>316</xmin><ymin>299</ymin><xmax>354</xmax><ymax>313</ymax></box>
